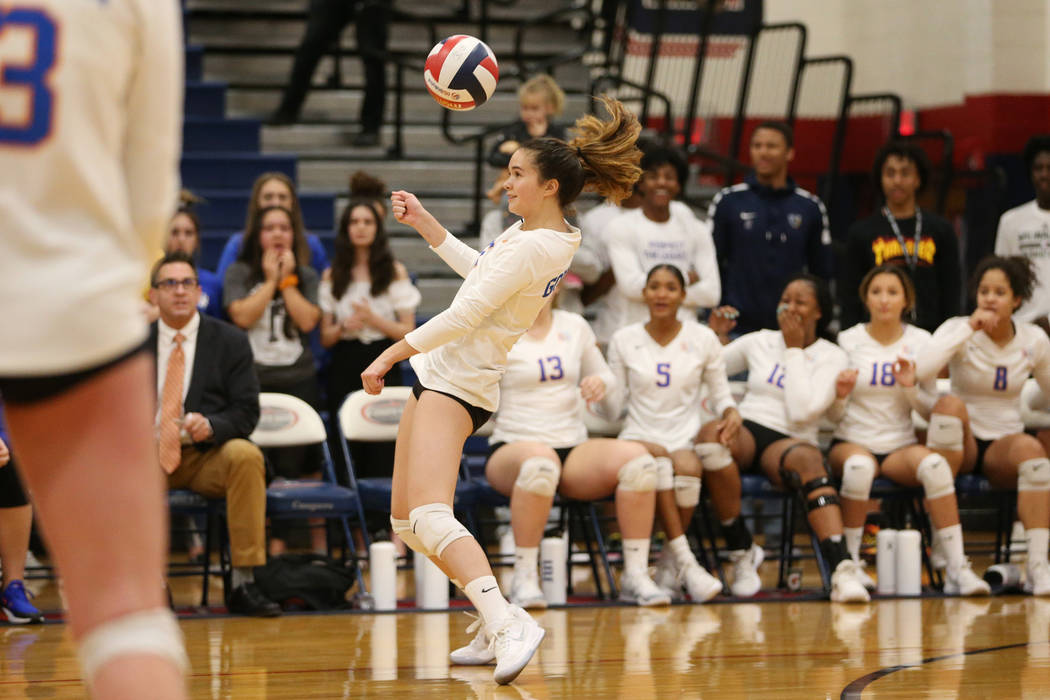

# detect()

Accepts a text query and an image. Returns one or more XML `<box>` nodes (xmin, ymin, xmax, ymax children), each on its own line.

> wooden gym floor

<box><xmin>2</xmin><ymin>556</ymin><xmax>1048</xmax><ymax>699</ymax></box>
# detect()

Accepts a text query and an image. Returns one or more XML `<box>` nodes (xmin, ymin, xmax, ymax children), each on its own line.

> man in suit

<box><xmin>150</xmin><ymin>251</ymin><xmax>280</xmax><ymax>617</ymax></box>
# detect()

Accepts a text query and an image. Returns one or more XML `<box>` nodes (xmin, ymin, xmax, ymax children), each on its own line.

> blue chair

<box><xmin>252</xmin><ymin>392</ymin><xmax>368</xmax><ymax>595</ymax></box>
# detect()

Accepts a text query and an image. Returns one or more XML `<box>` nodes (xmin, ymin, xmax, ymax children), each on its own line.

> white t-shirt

<box><xmin>994</xmin><ymin>200</ymin><xmax>1050</xmax><ymax>322</ymax></box>
<box><xmin>724</xmin><ymin>330</ymin><xmax>848</xmax><ymax>445</ymax></box>
<box><xmin>490</xmin><ymin>310</ymin><xmax>613</xmax><ymax>448</ymax></box>
<box><xmin>407</xmin><ymin>222</ymin><xmax>580</xmax><ymax>412</ymax></box>
<box><xmin>607</xmin><ymin>320</ymin><xmax>735</xmax><ymax>452</ymax></box>
<box><xmin>319</xmin><ymin>276</ymin><xmax>421</xmax><ymax>344</ymax></box>
<box><xmin>0</xmin><ymin>0</ymin><xmax>182</xmax><ymax>374</ymax></box>
<box><xmin>917</xmin><ymin>316</ymin><xmax>1050</xmax><ymax>440</ymax></box>
<box><xmin>833</xmin><ymin>323</ymin><xmax>935</xmax><ymax>454</ymax></box>
<box><xmin>600</xmin><ymin>205</ymin><xmax>720</xmax><ymax>342</ymax></box>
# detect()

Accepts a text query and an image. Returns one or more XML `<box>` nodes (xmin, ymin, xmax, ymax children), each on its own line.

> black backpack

<box><xmin>253</xmin><ymin>554</ymin><xmax>357</xmax><ymax>611</ymax></box>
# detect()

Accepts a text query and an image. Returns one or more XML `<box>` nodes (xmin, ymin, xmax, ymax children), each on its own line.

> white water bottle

<box><xmin>369</xmin><ymin>541</ymin><xmax>397</xmax><ymax>611</ymax></box>
<box><xmin>876</xmin><ymin>529</ymin><xmax>898</xmax><ymax>595</ymax></box>
<box><xmin>895</xmin><ymin>529</ymin><xmax>922</xmax><ymax>596</ymax></box>
<box><xmin>540</xmin><ymin>536</ymin><xmax>567</xmax><ymax>605</ymax></box>
<box><xmin>413</xmin><ymin>550</ymin><xmax>449</xmax><ymax>609</ymax></box>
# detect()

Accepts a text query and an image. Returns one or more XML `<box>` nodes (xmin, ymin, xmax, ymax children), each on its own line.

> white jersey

<box><xmin>0</xmin><ymin>1</ymin><xmax>182</xmax><ymax>374</ymax></box>
<box><xmin>490</xmin><ymin>310</ymin><xmax>613</xmax><ymax>448</ymax></box>
<box><xmin>407</xmin><ymin>222</ymin><xmax>580</xmax><ymax>412</ymax></box>
<box><xmin>601</xmin><ymin>205</ymin><xmax>720</xmax><ymax>338</ymax></box>
<box><xmin>917</xmin><ymin>316</ymin><xmax>1050</xmax><ymax>440</ymax></box>
<box><xmin>833</xmin><ymin>323</ymin><xmax>935</xmax><ymax>454</ymax></box>
<box><xmin>724</xmin><ymin>330</ymin><xmax>848</xmax><ymax>445</ymax></box>
<box><xmin>995</xmin><ymin>200</ymin><xmax>1050</xmax><ymax>321</ymax></box>
<box><xmin>607</xmin><ymin>320</ymin><xmax>735</xmax><ymax>452</ymax></box>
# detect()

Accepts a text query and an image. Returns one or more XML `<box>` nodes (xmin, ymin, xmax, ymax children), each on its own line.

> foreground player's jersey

<box><xmin>0</xmin><ymin>1</ymin><xmax>182</xmax><ymax>374</ymax></box>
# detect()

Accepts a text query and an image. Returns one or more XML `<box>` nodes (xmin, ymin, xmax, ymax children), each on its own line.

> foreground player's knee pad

<box><xmin>926</xmin><ymin>414</ymin><xmax>964</xmax><ymax>452</ymax></box>
<box><xmin>916</xmin><ymin>453</ymin><xmax>955</xmax><ymax>499</ymax></box>
<box><xmin>653</xmin><ymin>456</ymin><xmax>674</xmax><ymax>492</ymax></box>
<box><xmin>514</xmin><ymin>456</ymin><xmax>560</xmax><ymax>497</ymax></box>
<box><xmin>78</xmin><ymin>608</ymin><xmax>188</xmax><ymax>685</ymax></box>
<box><xmin>839</xmin><ymin>454</ymin><xmax>877</xmax><ymax>501</ymax></box>
<box><xmin>1018</xmin><ymin>457</ymin><xmax>1050</xmax><ymax>492</ymax></box>
<box><xmin>695</xmin><ymin>442</ymin><xmax>733</xmax><ymax>472</ymax></box>
<box><xmin>390</xmin><ymin>516</ymin><xmax>427</xmax><ymax>554</ymax></box>
<box><xmin>617</xmin><ymin>454</ymin><xmax>658</xmax><ymax>492</ymax></box>
<box><xmin>409</xmin><ymin>503</ymin><xmax>472</xmax><ymax>558</ymax></box>
<box><xmin>673</xmin><ymin>475</ymin><xmax>701</xmax><ymax>508</ymax></box>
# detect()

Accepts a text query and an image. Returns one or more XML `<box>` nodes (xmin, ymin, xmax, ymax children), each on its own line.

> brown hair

<box><xmin>330</xmin><ymin>199</ymin><xmax>396</xmax><ymax>299</ymax></box>
<box><xmin>244</xmin><ymin>172</ymin><xmax>305</xmax><ymax>235</ymax></box>
<box><xmin>521</xmin><ymin>95</ymin><xmax>642</xmax><ymax>210</ymax></box>
<box><xmin>238</xmin><ymin>205</ymin><xmax>310</xmax><ymax>278</ymax></box>
<box><xmin>859</xmin><ymin>264</ymin><xmax>916</xmax><ymax>319</ymax></box>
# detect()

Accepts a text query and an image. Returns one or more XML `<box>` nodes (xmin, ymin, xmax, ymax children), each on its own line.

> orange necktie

<box><xmin>159</xmin><ymin>332</ymin><xmax>185</xmax><ymax>474</ymax></box>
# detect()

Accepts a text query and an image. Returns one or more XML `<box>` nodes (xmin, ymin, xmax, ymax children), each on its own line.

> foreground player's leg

<box><xmin>5</xmin><ymin>355</ymin><xmax>186</xmax><ymax>699</ymax></box>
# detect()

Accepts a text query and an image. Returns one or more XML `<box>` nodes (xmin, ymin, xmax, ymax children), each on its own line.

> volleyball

<box><xmin>423</xmin><ymin>35</ymin><xmax>499</xmax><ymax>111</ymax></box>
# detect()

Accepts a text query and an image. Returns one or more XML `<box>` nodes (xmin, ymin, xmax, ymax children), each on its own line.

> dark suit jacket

<box><xmin>149</xmin><ymin>314</ymin><xmax>260</xmax><ymax>447</ymax></box>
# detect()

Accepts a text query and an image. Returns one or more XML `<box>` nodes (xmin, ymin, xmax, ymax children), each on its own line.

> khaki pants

<box><xmin>168</xmin><ymin>439</ymin><xmax>266</xmax><ymax>568</ymax></box>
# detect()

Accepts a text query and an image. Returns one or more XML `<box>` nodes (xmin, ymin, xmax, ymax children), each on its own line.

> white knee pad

<box><xmin>695</xmin><ymin>442</ymin><xmax>733</xmax><ymax>472</ymax></box>
<box><xmin>1018</xmin><ymin>458</ymin><xmax>1050</xmax><ymax>492</ymax></box>
<box><xmin>515</xmin><ymin>456</ymin><xmax>561</xmax><ymax>497</ymax></box>
<box><xmin>673</xmin><ymin>475</ymin><xmax>701</xmax><ymax>508</ymax></box>
<box><xmin>408</xmin><ymin>503</ymin><xmax>472</xmax><ymax>558</ymax></box>
<box><xmin>926</xmin><ymin>414</ymin><xmax>964</xmax><ymax>452</ymax></box>
<box><xmin>78</xmin><ymin>608</ymin><xmax>188</xmax><ymax>684</ymax></box>
<box><xmin>391</xmin><ymin>516</ymin><xmax>426</xmax><ymax>554</ymax></box>
<box><xmin>916</xmin><ymin>453</ymin><xmax>955</xmax><ymax>499</ymax></box>
<box><xmin>617</xmin><ymin>454</ymin><xmax>658</xmax><ymax>492</ymax></box>
<box><xmin>654</xmin><ymin>456</ymin><xmax>674</xmax><ymax>492</ymax></box>
<box><xmin>840</xmin><ymin>454</ymin><xmax>877</xmax><ymax>501</ymax></box>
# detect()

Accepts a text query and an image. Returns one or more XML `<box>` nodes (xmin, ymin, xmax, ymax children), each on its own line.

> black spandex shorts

<box><xmin>0</xmin><ymin>457</ymin><xmax>29</xmax><ymax>508</ymax></box>
<box><xmin>974</xmin><ymin>438</ymin><xmax>993</xmax><ymax>474</ymax></box>
<box><xmin>743</xmin><ymin>419</ymin><xmax>793</xmax><ymax>468</ymax></box>
<box><xmin>488</xmin><ymin>442</ymin><xmax>574</xmax><ymax>463</ymax></box>
<box><xmin>412</xmin><ymin>382</ymin><xmax>493</xmax><ymax>434</ymax></box>
<box><xmin>828</xmin><ymin>438</ymin><xmax>890</xmax><ymax>464</ymax></box>
<box><xmin>0</xmin><ymin>341</ymin><xmax>148</xmax><ymax>405</ymax></box>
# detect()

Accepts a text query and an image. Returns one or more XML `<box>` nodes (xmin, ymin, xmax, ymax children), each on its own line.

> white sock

<box><xmin>463</xmin><ymin>575</ymin><xmax>511</xmax><ymax>625</ymax></box>
<box><xmin>622</xmin><ymin>538</ymin><xmax>651</xmax><ymax>576</ymax></box>
<box><xmin>514</xmin><ymin>546</ymin><xmax>539</xmax><ymax>576</ymax></box>
<box><xmin>668</xmin><ymin>534</ymin><xmax>695</xmax><ymax>569</ymax></box>
<box><xmin>843</xmin><ymin>527</ymin><xmax>863</xmax><ymax>562</ymax></box>
<box><xmin>231</xmin><ymin>567</ymin><xmax>254</xmax><ymax>588</ymax></box>
<box><xmin>1026</xmin><ymin>528</ymin><xmax>1050</xmax><ymax>566</ymax></box>
<box><xmin>938</xmin><ymin>524</ymin><xmax>966</xmax><ymax>571</ymax></box>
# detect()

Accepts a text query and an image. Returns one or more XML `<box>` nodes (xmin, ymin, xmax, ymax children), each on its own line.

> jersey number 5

<box><xmin>0</xmin><ymin>8</ymin><xmax>58</xmax><ymax>146</ymax></box>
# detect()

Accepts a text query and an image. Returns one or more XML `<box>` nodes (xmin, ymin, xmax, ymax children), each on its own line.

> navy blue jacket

<box><xmin>709</xmin><ymin>174</ymin><xmax>833</xmax><ymax>334</ymax></box>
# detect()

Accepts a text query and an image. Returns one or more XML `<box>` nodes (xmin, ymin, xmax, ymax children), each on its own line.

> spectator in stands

<box><xmin>601</xmin><ymin>141</ymin><xmax>719</xmax><ymax>339</ymax></box>
<box><xmin>916</xmin><ymin>256</ymin><xmax>1050</xmax><ymax>596</ymax></box>
<box><xmin>149</xmin><ymin>252</ymin><xmax>280</xmax><ymax>617</ymax></box>
<box><xmin>994</xmin><ymin>135</ymin><xmax>1050</xmax><ymax>328</ymax></box>
<box><xmin>0</xmin><ymin>401</ymin><xmax>43</xmax><ymax>625</ymax></box>
<box><xmin>216</xmin><ymin>173</ymin><xmax>329</xmax><ymax>283</ymax></box>
<box><xmin>707</xmin><ymin>273</ymin><xmax>869</xmax><ymax>602</ymax></box>
<box><xmin>839</xmin><ymin>140</ymin><xmax>961</xmax><ymax>333</ymax></box>
<box><xmin>606</xmin><ymin>265</ymin><xmax>730</xmax><ymax>603</ymax></box>
<box><xmin>349</xmin><ymin>170</ymin><xmax>389</xmax><ymax>220</ymax></box>
<box><xmin>487</xmin><ymin>75</ymin><xmax>568</xmax><ymax>170</ymax></box>
<box><xmin>224</xmin><ymin>205</ymin><xmax>326</xmax><ymax>555</ymax></box>
<box><xmin>320</xmin><ymin>198</ymin><xmax>419</xmax><ymax>476</ymax></box>
<box><xmin>480</xmin><ymin>293</ymin><xmax>669</xmax><ymax>611</ymax></box>
<box><xmin>165</xmin><ymin>192</ymin><xmax>222</xmax><ymax>318</ymax></box>
<box><xmin>709</xmin><ymin>121</ymin><xmax>832</xmax><ymax>335</ymax></box>
<box><xmin>269</xmin><ymin>0</ymin><xmax>390</xmax><ymax>147</ymax></box>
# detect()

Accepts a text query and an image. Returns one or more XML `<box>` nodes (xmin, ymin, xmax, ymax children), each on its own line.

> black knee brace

<box><xmin>779</xmin><ymin>445</ymin><xmax>838</xmax><ymax>514</ymax></box>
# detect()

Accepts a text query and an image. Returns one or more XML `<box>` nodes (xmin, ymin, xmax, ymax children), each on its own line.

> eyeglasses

<box><xmin>154</xmin><ymin>278</ymin><xmax>199</xmax><ymax>291</ymax></box>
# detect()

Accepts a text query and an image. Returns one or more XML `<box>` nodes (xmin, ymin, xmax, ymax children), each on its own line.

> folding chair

<box><xmin>252</xmin><ymin>392</ymin><xmax>368</xmax><ymax>594</ymax></box>
<box><xmin>336</xmin><ymin>387</ymin><xmax>482</xmax><ymax>546</ymax></box>
<box><xmin>168</xmin><ymin>490</ymin><xmax>229</xmax><ymax>607</ymax></box>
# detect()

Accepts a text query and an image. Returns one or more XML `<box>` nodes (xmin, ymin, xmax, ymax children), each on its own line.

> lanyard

<box><xmin>882</xmin><ymin>206</ymin><xmax>923</xmax><ymax>271</ymax></box>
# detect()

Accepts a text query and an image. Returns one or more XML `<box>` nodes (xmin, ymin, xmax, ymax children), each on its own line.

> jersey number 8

<box><xmin>0</xmin><ymin>8</ymin><xmax>58</xmax><ymax>146</ymax></box>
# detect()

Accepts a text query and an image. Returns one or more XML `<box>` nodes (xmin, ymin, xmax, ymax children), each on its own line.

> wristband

<box><xmin>279</xmin><ymin>274</ymin><xmax>299</xmax><ymax>291</ymax></box>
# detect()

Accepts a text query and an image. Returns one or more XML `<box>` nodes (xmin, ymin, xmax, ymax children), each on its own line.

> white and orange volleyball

<box><xmin>424</xmin><ymin>35</ymin><xmax>499</xmax><ymax>111</ymax></box>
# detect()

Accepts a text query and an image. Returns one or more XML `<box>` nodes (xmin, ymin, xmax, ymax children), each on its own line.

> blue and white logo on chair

<box><xmin>258</xmin><ymin>406</ymin><xmax>299</xmax><ymax>432</ymax></box>
<box><xmin>361</xmin><ymin>399</ymin><xmax>405</xmax><ymax>426</ymax></box>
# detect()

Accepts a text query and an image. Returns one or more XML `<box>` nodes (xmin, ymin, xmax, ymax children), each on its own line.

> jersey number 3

<box><xmin>0</xmin><ymin>8</ymin><xmax>58</xmax><ymax>146</ymax></box>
